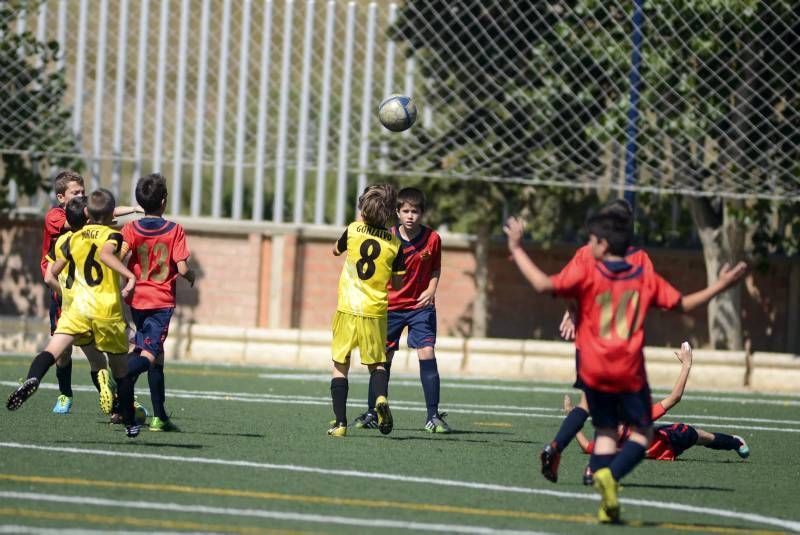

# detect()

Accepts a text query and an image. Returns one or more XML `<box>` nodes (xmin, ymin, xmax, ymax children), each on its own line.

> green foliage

<box><xmin>0</xmin><ymin>0</ymin><xmax>80</xmax><ymax>209</ymax></box>
<box><xmin>387</xmin><ymin>0</ymin><xmax>799</xmax><ymax>256</ymax></box>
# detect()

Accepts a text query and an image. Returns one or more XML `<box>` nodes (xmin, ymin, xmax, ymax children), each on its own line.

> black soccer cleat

<box><xmin>6</xmin><ymin>378</ymin><xmax>40</xmax><ymax>411</ymax></box>
<box><xmin>125</xmin><ymin>424</ymin><xmax>142</xmax><ymax>438</ymax></box>
<box><xmin>540</xmin><ymin>441</ymin><xmax>561</xmax><ymax>483</ymax></box>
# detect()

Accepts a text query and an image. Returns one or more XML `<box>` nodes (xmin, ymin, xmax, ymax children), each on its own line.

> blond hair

<box><xmin>358</xmin><ymin>184</ymin><xmax>397</xmax><ymax>228</ymax></box>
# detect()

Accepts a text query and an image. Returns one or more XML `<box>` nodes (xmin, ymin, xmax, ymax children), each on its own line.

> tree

<box><xmin>0</xmin><ymin>0</ymin><xmax>80</xmax><ymax>209</ymax></box>
<box><xmin>541</xmin><ymin>0</ymin><xmax>800</xmax><ymax>349</ymax></box>
<box><xmin>388</xmin><ymin>0</ymin><xmax>800</xmax><ymax>347</ymax></box>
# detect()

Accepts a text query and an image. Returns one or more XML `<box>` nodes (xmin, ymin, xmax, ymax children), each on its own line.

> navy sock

<box><xmin>554</xmin><ymin>407</ymin><xmax>589</xmax><ymax>452</ymax></box>
<box><xmin>55</xmin><ymin>359</ymin><xmax>73</xmax><ymax>397</ymax></box>
<box><xmin>330</xmin><ymin>377</ymin><xmax>348</xmax><ymax>425</ymax></box>
<box><xmin>369</xmin><ymin>368</ymin><xmax>389</xmax><ymax>402</ymax></box>
<box><xmin>609</xmin><ymin>441</ymin><xmax>646</xmax><ymax>481</ymax></box>
<box><xmin>127</xmin><ymin>354</ymin><xmax>151</xmax><ymax>382</ymax></box>
<box><xmin>589</xmin><ymin>453</ymin><xmax>615</xmax><ymax>472</ymax></box>
<box><xmin>115</xmin><ymin>375</ymin><xmax>135</xmax><ymax>426</ymax></box>
<box><xmin>90</xmin><ymin>371</ymin><xmax>101</xmax><ymax>392</ymax></box>
<box><xmin>148</xmin><ymin>365</ymin><xmax>167</xmax><ymax>419</ymax></box>
<box><xmin>705</xmin><ymin>433</ymin><xmax>740</xmax><ymax>451</ymax></box>
<box><xmin>28</xmin><ymin>351</ymin><xmax>56</xmax><ymax>382</ymax></box>
<box><xmin>419</xmin><ymin>358</ymin><xmax>440</xmax><ymax>420</ymax></box>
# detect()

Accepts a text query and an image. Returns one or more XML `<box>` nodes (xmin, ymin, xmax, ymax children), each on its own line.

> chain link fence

<box><xmin>2</xmin><ymin>1</ymin><xmax>798</xmax><ymax>222</ymax></box>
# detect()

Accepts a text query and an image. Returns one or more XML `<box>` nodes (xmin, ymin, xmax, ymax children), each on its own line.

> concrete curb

<box><xmin>1</xmin><ymin>316</ymin><xmax>797</xmax><ymax>392</ymax></box>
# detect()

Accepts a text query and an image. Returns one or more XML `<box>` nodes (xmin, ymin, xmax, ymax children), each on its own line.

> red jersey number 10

<box><xmin>595</xmin><ymin>290</ymin><xmax>641</xmax><ymax>340</ymax></box>
<box><xmin>137</xmin><ymin>243</ymin><xmax>170</xmax><ymax>282</ymax></box>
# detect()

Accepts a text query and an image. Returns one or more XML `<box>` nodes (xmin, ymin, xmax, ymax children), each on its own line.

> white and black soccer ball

<box><xmin>378</xmin><ymin>94</ymin><xmax>417</xmax><ymax>132</ymax></box>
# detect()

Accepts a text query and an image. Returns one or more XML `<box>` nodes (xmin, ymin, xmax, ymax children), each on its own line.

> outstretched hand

<box><xmin>675</xmin><ymin>341</ymin><xmax>693</xmax><ymax>367</ymax></box>
<box><xmin>718</xmin><ymin>261</ymin><xmax>748</xmax><ymax>288</ymax></box>
<box><xmin>559</xmin><ymin>309</ymin><xmax>576</xmax><ymax>340</ymax></box>
<box><xmin>503</xmin><ymin>217</ymin><xmax>525</xmax><ymax>252</ymax></box>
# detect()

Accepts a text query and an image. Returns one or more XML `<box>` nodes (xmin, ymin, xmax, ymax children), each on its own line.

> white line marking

<box><xmin>255</xmin><ymin>372</ymin><xmax>800</xmax><ymax>405</ymax></box>
<box><xmin>0</xmin><ymin>491</ymin><xmax>550</xmax><ymax>535</ymax></box>
<box><xmin>2</xmin><ymin>381</ymin><xmax>798</xmax><ymax>433</ymax></box>
<box><xmin>0</xmin><ymin>526</ymin><xmax>185</xmax><ymax>535</ymax></box>
<box><xmin>0</xmin><ymin>443</ymin><xmax>798</xmax><ymax>532</ymax></box>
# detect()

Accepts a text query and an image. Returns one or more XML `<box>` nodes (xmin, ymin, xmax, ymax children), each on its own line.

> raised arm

<box><xmin>680</xmin><ymin>262</ymin><xmax>747</xmax><ymax>312</ymax></box>
<box><xmin>113</xmin><ymin>205</ymin><xmax>144</xmax><ymax>217</ymax></box>
<box><xmin>659</xmin><ymin>341</ymin><xmax>693</xmax><ymax>411</ymax></box>
<box><xmin>503</xmin><ymin>217</ymin><xmax>554</xmax><ymax>293</ymax></box>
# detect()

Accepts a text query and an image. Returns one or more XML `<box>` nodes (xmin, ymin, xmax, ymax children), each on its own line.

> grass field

<box><xmin>1</xmin><ymin>353</ymin><xmax>799</xmax><ymax>535</ymax></box>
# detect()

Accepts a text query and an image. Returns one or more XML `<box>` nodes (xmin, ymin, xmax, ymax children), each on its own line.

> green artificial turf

<box><xmin>1</xmin><ymin>354</ymin><xmax>798</xmax><ymax>534</ymax></box>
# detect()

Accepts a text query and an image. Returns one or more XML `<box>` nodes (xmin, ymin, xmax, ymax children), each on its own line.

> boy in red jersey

<box><xmin>41</xmin><ymin>171</ymin><xmax>140</xmax><ymax>414</ymax></box>
<box><xmin>504</xmin><ymin>211</ymin><xmax>746</xmax><ymax>523</ymax></box>
<box><xmin>354</xmin><ymin>188</ymin><xmax>449</xmax><ymax>433</ymax></box>
<box><xmin>570</xmin><ymin>342</ymin><xmax>749</xmax><ymax>484</ymax></box>
<box><xmin>121</xmin><ymin>173</ymin><xmax>194</xmax><ymax>432</ymax></box>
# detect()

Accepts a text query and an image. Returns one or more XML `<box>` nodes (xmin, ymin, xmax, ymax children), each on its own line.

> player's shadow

<box><xmin>674</xmin><ymin>458</ymin><xmax>747</xmax><ymax>465</ymax></box>
<box><xmin>190</xmin><ymin>431</ymin><xmax>266</xmax><ymax>439</ymax></box>
<box><xmin>53</xmin><ymin>439</ymin><xmax>204</xmax><ymax>450</ymax></box>
<box><xmin>623</xmin><ymin>482</ymin><xmax>733</xmax><ymax>492</ymax></box>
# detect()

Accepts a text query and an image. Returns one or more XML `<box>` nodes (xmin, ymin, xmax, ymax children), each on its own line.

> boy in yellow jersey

<box><xmin>328</xmin><ymin>184</ymin><xmax>406</xmax><ymax>437</ymax></box>
<box><xmin>7</xmin><ymin>189</ymin><xmax>142</xmax><ymax>438</ymax></box>
<box><xmin>44</xmin><ymin>197</ymin><xmax>118</xmax><ymax>417</ymax></box>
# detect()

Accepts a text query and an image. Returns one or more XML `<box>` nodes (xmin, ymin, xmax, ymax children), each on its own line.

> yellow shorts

<box><xmin>55</xmin><ymin>311</ymin><xmax>129</xmax><ymax>355</ymax></box>
<box><xmin>331</xmin><ymin>311</ymin><xmax>387</xmax><ymax>366</ymax></box>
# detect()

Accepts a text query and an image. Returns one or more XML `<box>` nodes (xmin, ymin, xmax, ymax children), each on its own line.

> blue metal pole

<box><xmin>624</xmin><ymin>0</ymin><xmax>645</xmax><ymax>212</ymax></box>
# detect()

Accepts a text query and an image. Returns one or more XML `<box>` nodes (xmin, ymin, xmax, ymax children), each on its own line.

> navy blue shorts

<box><xmin>656</xmin><ymin>423</ymin><xmax>698</xmax><ymax>457</ymax></box>
<box><xmin>131</xmin><ymin>307</ymin><xmax>174</xmax><ymax>355</ymax></box>
<box><xmin>585</xmin><ymin>385</ymin><xmax>653</xmax><ymax>429</ymax></box>
<box><xmin>386</xmin><ymin>307</ymin><xmax>437</xmax><ymax>351</ymax></box>
<box><xmin>48</xmin><ymin>289</ymin><xmax>62</xmax><ymax>336</ymax></box>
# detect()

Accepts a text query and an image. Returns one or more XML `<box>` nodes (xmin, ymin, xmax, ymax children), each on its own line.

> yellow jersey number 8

<box><xmin>356</xmin><ymin>239</ymin><xmax>381</xmax><ymax>280</ymax></box>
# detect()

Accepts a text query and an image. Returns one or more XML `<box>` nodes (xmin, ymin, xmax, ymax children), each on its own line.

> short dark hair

<box><xmin>135</xmin><ymin>173</ymin><xmax>168</xmax><ymax>213</ymax></box>
<box><xmin>358</xmin><ymin>184</ymin><xmax>397</xmax><ymax>227</ymax></box>
<box><xmin>53</xmin><ymin>170</ymin><xmax>84</xmax><ymax>195</ymax></box>
<box><xmin>87</xmin><ymin>188</ymin><xmax>116</xmax><ymax>223</ymax></box>
<box><xmin>65</xmin><ymin>196</ymin><xmax>88</xmax><ymax>230</ymax></box>
<box><xmin>598</xmin><ymin>198</ymin><xmax>633</xmax><ymax>221</ymax></box>
<box><xmin>586</xmin><ymin>211</ymin><xmax>631</xmax><ymax>256</ymax></box>
<box><xmin>396</xmin><ymin>187</ymin><xmax>426</xmax><ymax>212</ymax></box>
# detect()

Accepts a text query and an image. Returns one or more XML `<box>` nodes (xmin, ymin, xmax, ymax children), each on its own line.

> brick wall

<box><xmin>1</xmin><ymin>216</ymin><xmax>797</xmax><ymax>353</ymax></box>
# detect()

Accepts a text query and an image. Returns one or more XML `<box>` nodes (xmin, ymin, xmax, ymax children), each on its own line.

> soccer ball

<box><xmin>134</xmin><ymin>403</ymin><xmax>148</xmax><ymax>425</ymax></box>
<box><xmin>378</xmin><ymin>95</ymin><xmax>417</xmax><ymax>132</ymax></box>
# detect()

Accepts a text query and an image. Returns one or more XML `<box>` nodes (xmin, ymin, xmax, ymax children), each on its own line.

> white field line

<box><xmin>256</xmin><ymin>373</ymin><xmax>800</xmax><ymax>406</ymax></box>
<box><xmin>0</xmin><ymin>443</ymin><xmax>798</xmax><ymax>533</ymax></box>
<box><xmin>0</xmin><ymin>527</ymin><xmax>185</xmax><ymax>535</ymax></box>
<box><xmin>0</xmin><ymin>491</ymin><xmax>550</xmax><ymax>535</ymax></box>
<box><xmin>2</xmin><ymin>381</ymin><xmax>799</xmax><ymax>433</ymax></box>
